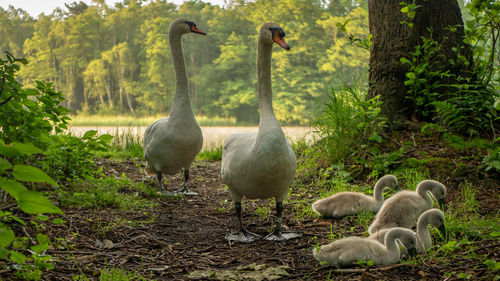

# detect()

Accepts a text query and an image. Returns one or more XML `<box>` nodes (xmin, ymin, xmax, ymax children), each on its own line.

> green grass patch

<box><xmin>197</xmin><ymin>143</ymin><xmax>223</xmax><ymax>161</ymax></box>
<box><xmin>69</xmin><ymin>114</ymin><xmax>238</xmax><ymax>127</ymax></box>
<box><xmin>58</xmin><ymin>175</ymin><xmax>158</xmax><ymax>210</ymax></box>
<box><xmin>74</xmin><ymin>267</ymin><xmax>156</xmax><ymax>281</ymax></box>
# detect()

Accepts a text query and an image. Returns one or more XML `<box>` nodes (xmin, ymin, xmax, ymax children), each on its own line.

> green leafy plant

<box><xmin>0</xmin><ymin>52</ymin><xmax>70</xmax><ymax>146</ymax></box>
<box><xmin>401</xmin><ymin>34</ymin><xmax>499</xmax><ymax>137</ymax></box>
<box><xmin>0</xmin><ymin>140</ymin><xmax>62</xmax><ymax>280</ymax></box>
<box><xmin>314</xmin><ymin>86</ymin><xmax>387</xmax><ymax>164</ymax></box>
<box><xmin>42</xmin><ymin>130</ymin><xmax>113</xmax><ymax>181</ymax></box>
<box><xmin>399</xmin><ymin>1</ymin><xmax>421</xmax><ymax>28</ymax></box>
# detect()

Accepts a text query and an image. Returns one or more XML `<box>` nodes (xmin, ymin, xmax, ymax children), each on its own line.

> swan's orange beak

<box><xmin>191</xmin><ymin>25</ymin><xmax>206</xmax><ymax>35</ymax></box>
<box><xmin>273</xmin><ymin>32</ymin><xmax>290</xmax><ymax>50</ymax></box>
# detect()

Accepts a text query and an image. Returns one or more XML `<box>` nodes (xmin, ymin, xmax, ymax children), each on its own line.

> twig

<box><xmin>0</xmin><ymin>96</ymin><xmax>12</xmax><ymax>107</ymax></box>
<box><xmin>329</xmin><ymin>263</ymin><xmax>412</xmax><ymax>273</ymax></box>
<box><xmin>0</xmin><ymin>203</ymin><xmax>18</xmax><ymax>210</ymax></box>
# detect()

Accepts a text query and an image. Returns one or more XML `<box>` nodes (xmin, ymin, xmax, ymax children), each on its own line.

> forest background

<box><xmin>0</xmin><ymin>0</ymin><xmax>469</xmax><ymax>125</ymax></box>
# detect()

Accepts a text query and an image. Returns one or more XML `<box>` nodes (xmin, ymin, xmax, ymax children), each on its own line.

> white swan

<box><xmin>143</xmin><ymin>18</ymin><xmax>206</xmax><ymax>195</ymax></box>
<box><xmin>368</xmin><ymin>180</ymin><xmax>446</xmax><ymax>234</ymax></box>
<box><xmin>311</xmin><ymin>174</ymin><xmax>398</xmax><ymax>218</ymax></box>
<box><xmin>369</xmin><ymin>208</ymin><xmax>446</xmax><ymax>254</ymax></box>
<box><xmin>221</xmin><ymin>23</ymin><xmax>300</xmax><ymax>243</ymax></box>
<box><xmin>313</xmin><ymin>227</ymin><xmax>417</xmax><ymax>267</ymax></box>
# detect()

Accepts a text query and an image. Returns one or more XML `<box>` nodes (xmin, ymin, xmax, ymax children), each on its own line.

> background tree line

<box><xmin>0</xmin><ymin>0</ymin><xmax>371</xmax><ymax>125</ymax></box>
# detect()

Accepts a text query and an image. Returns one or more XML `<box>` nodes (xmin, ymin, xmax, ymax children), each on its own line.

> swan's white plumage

<box><xmin>143</xmin><ymin>18</ymin><xmax>203</xmax><ymax>186</ymax></box>
<box><xmin>311</xmin><ymin>174</ymin><xmax>398</xmax><ymax>218</ymax></box>
<box><xmin>313</xmin><ymin>228</ymin><xmax>417</xmax><ymax>267</ymax></box>
<box><xmin>222</xmin><ymin>23</ymin><xmax>299</xmax><ymax>242</ymax></box>
<box><xmin>369</xmin><ymin>208</ymin><xmax>445</xmax><ymax>254</ymax></box>
<box><xmin>368</xmin><ymin>180</ymin><xmax>446</xmax><ymax>234</ymax></box>
<box><xmin>221</xmin><ymin>22</ymin><xmax>296</xmax><ymax>204</ymax></box>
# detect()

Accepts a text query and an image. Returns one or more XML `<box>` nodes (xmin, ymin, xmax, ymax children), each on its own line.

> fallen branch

<box><xmin>329</xmin><ymin>263</ymin><xmax>412</xmax><ymax>274</ymax></box>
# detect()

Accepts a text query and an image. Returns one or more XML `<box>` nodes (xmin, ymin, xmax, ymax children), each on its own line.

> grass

<box><xmin>74</xmin><ymin>267</ymin><xmax>156</xmax><ymax>281</ymax></box>
<box><xmin>197</xmin><ymin>143</ymin><xmax>223</xmax><ymax>161</ymax></box>
<box><xmin>69</xmin><ymin>114</ymin><xmax>238</xmax><ymax>127</ymax></box>
<box><xmin>58</xmin><ymin>175</ymin><xmax>159</xmax><ymax>210</ymax></box>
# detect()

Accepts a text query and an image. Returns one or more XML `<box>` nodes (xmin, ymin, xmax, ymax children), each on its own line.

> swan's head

<box><xmin>260</xmin><ymin>23</ymin><xmax>290</xmax><ymax>50</ymax></box>
<box><xmin>379</xmin><ymin>174</ymin><xmax>399</xmax><ymax>191</ymax></box>
<box><xmin>169</xmin><ymin>18</ymin><xmax>206</xmax><ymax>36</ymax></box>
<box><xmin>421</xmin><ymin>208</ymin><xmax>447</xmax><ymax>240</ymax></box>
<box><xmin>418</xmin><ymin>180</ymin><xmax>447</xmax><ymax>210</ymax></box>
<box><xmin>386</xmin><ymin>228</ymin><xmax>417</xmax><ymax>256</ymax></box>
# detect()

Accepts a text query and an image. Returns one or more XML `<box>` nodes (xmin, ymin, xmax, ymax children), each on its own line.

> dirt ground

<box><xmin>2</xmin><ymin>132</ymin><xmax>500</xmax><ymax>280</ymax></box>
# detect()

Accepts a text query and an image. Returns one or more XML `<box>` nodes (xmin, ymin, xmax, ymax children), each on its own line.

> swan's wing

<box><xmin>144</xmin><ymin>117</ymin><xmax>169</xmax><ymax>150</ymax></box>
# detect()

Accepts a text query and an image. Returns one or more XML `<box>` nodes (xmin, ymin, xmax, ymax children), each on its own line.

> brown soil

<box><xmin>2</xmin><ymin>133</ymin><xmax>499</xmax><ymax>280</ymax></box>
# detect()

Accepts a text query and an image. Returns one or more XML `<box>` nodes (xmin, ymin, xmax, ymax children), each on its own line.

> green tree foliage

<box><xmin>0</xmin><ymin>0</ymin><xmax>370</xmax><ymax>125</ymax></box>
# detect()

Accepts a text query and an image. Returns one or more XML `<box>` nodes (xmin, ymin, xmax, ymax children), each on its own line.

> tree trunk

<box><xmin>368</xmin><ymin>0</ymin><xmax>473</xmax><ymax>126</ymax></box>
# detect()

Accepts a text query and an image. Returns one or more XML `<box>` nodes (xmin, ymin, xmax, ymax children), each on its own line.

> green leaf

<box><xmin>9</xmin><ymin>250</ymin><xmax>27</xmax><ymax>264</ymax></box>
<box><xmin>490</xmin><ymin>231</ymin><xmax>500</xmax><ymax>237</ymax></box>
<box><xmin>17</xmin><ymin>190</ymin><xmax>63</xmax><ymax>215</ymax></box>
<box><xmin>0</xmin><ymin>178</ymin><xmax>27</xmax><ymax>201</ymax></box>
<box><xmin>494</xmin><ymin>99</ymin><xmax>500</xmax><ymax>111</ymax></box>
<box><xmin>369</xmin><ymin>133</ymin><xmax>383</xmax><ymax>143</ymax></box>
<box><xmin>0</xmin><ymin>158</ymin><xmax>12</xmax><ymax>173</ymax></box>
<box><xmin>0</xmin><ymin>225</ymin><xmax>15</xmax><ymax>247</ymax></box>
<box><xmin>98</xmin><ymin>134</ymin><xmax>114</xmax><ymax>144</ymax></box>
<box><xmin>52</xmin><ymin>218</ymin><xmax>65</xmax><ymax>225</ymax></box>
<box><xmin>0</xmin><ymin>248</ymin><xmax>8</xmax><ymax>259</ymax></box>
<box><xmin>35</xmin><ymin>214</ymin><xmax>49</xmax><ymax>221</ymax></box>
<box><xmin>82</xmin><ymin>130</ymin><xmax>98</xmax><ymax>139</ymax></box>
<box><xmin>406</xmin><ymin>72</ymin><xmax>416</xmax><ymax>79</ymax></box>
<box><xmin>11</xmin><ymin>143</ymin><xmax>42</xmax><ymax>155</ymax></box>
<box><xmin>0</xmin><ymin>145</ymin><xmax>21</xmax><ymax>158</ymax></box>
<box><xmin>12</xmin><ymin>164</ymin><xmax>58</xmax><ymax>186</ymax></box>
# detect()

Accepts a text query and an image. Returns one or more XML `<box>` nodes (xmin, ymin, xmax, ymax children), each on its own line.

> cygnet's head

<box><xmin>420</xmin><ymin>208</ymin><xmax>446</xmax><ymax>239</ymax></box>
<box><xmin>379</xmin><ymin>174</ymin><xmax>399</xmax><ymax>190</ymax></box>
<box><xmin>418</xmin><ymin>180</ymin><xmax>447</xmax><ymax>210</ymax></box>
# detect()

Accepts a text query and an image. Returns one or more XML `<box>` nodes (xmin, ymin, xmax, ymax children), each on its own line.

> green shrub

<box><xmin>0</xmin><ymin>52</ymin><xmax>70</xmax><ymax>146</ymax></box>
<box><xmin>314</xmin><ymin>86</ymin><xmax>387</xmax><ymax>164</ymax></box>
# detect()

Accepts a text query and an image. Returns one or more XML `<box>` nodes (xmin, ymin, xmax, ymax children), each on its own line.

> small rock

<box><xmin>103</xmin><ymin>239</ymin><xmax>114</xmax><ymax>249</ymax></box>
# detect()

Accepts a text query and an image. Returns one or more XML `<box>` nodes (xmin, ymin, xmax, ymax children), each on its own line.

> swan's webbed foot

<box><xmin>176</xmin><ymin>169</ymin><xmax>198</xmax><ymax>196</ymax></box>
<box><xmin>176</xmin><ymin>187</ymin><xmax>198</xmax><ymax>196</ymax></box>
<box><xmin>264</xmin><ymin>201</ymin><xmax>302</xmax><ymax>241</ymax></box>
<box><xmin>225</xmin><ymin>228</ymin><xmax>262</xmax><ymax>243</ymax></box>
<box><xmin>264</xmin><ymin>230</ymin><xmax>302</xmax><ymax>241</ymax></box>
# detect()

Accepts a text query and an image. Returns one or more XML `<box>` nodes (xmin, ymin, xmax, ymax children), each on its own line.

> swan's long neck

<box><xmin>169</xmin><ymin>29</ymin><xmax>193</xmax><ymax>118</ymax></box>
<box><xmin>417</xmin><ymin>218</ymin><xmax>431</xmax><ymax>251</ymax></box>
<box><xmin>373</xmin><ymin>180</ymin><xmax>386</xmax><ymax>202</ymax></box>
<box><xmin>257</xmin><ymin>39</ymin><xmax>279</xmax><ymax>129</ymax></box>
<box><xmin>417</xmin><ymin>184</ymin><xmax>433</xmax><ymax>205</ymax></box>
<box><xmin>384</xmin><ymin>231</ymin><xmax>401</xmax><ymax>257</ymax></box>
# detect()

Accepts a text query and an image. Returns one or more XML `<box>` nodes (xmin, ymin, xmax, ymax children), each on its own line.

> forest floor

<box><xmin>2</xmin><ymin>133</ymin><xmax>499</xmax><ymax>280</ymax></box>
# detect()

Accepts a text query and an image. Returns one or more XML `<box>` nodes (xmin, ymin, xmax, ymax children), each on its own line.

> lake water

<box><xmin>69</xmin><ymin>126</ymin><xmax>315</xmax><ymax>150</ymax></box>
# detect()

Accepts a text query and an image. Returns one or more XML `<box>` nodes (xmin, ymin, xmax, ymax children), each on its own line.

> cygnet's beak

<box><xmin>438</xmin><ymin>199</ymin><xmax>446</xmax><ymax>211</ymax></box>
<box><xmin>438</xmin><ymin>224</ymin><xmax>447</xmax><ymax>241</ymax></box>
<box><xmin>408</xmin><ymin>247</ymin><xmax>417</xmax><ymax>257</ymax></box>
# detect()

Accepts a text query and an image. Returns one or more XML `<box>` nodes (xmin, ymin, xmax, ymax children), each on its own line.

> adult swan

<box><xmin>143</xmin><ymin>18</ymin><xmax>206</xmax><ymax>195</ymax></box>
<box><xmin>222</xmin><ymin>23</ymin><xmax>301</xmax><ymax>242</ymax></box>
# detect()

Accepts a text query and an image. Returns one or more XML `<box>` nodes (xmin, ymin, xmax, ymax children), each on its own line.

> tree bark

<box><xmin>368</xmin><ymin>0</ymin><xmax>473</xmax><ymax>126</ymax></box>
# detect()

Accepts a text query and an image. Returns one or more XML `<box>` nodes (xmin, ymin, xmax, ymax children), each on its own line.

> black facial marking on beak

<box><xmin>269</xmin><ymin>27</ymin><xmax>290</xmax><ymax>50</ymax></box>
<box><xmin>438</xmin><ymin>199</ymin><xmax>446</xmax><ymax>211</ymax></box>
<box><xmin>408</xmin><ymin>247</ymin><xmax>417</xmax><ymax>257</ymax></box>
<box><xmin>185</xmin><ymin>20</ymin><xmax>206</xmax><ymax>35</ymax></box>
<box><xmin>438</xmin><ymin>224</ymin><xmax>447</xmax><ymax>241</ymax></box>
